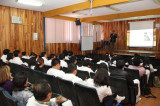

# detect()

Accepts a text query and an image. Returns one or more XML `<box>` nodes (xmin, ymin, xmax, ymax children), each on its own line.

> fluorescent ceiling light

<box><xmin>16</xmin><ymin>0</ymin><xmax>43</xmax><ymax>6</ymax></box>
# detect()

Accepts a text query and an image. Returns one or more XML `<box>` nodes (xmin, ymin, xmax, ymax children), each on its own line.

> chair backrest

<box><xmin>124</xmin><ymin>68</ymin><xmax>140</xmax><ymax>80</ymax></box>
<box><xmin>109</xmin><ymin>66</ymin><xmax>117</xmax><ymax>73</ymax></box>
<box><xmin>109</xmin><ymin>76</ymin><xmax>130</xmax><ymax>103</ymax></box>
<box><xmin>74</xmin><ymin>83</ymin><xmax>102</xmax><ymax>106</ymax></box>
<box><xmin>76</xmin><ymin>70</ymin><xmax>90</xmax><ymax>80</ymax></box>
<box><xmin>43</xmin><ymin>73</ymin><xmax>61</xmax><ymax>94</ymax></box>
<box><xmin>0</xmin><ymin>87</ymin><xmax>25</xmax><ymax>106</ymax></box>
<box><xmin>57</xmin><ymin>77</ymin><xmax>80</xmax><ymax>106</ymax></box>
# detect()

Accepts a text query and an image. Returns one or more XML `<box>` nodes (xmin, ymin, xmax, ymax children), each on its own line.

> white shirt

<box><xmin>65</xmin><ymin>56</ymin><xmax>70</xmax><ymax>60</ymax></box>
<box><xmin>27</xmin><ymin>96</ymin><xmax>73</xmax><ymax>106</ymax></box>
<box><xmin>85</xmin><ymin>79</ymin><xmax>112</xmax><ymax>102</ymax></box>
<box><xmin>84</xmin><ymin>57</ymin><xmax>92</xmax><ymax>61</ymax></box>
<box><xmin>63</xmin><ymin>73</ymin><xmax>83</xmax><ymax>83</ymax></box>
<box><xmin>12</xmin><ymin>57</ymin><xmax>28</xmax><ymax>66</ymax></box>
<box><xmin>22</xmin><ymin>56</ymin><xmax>30</xmax><ymax>59</ymax></box>
<box><xmin>1</xmin><ymin>55</ymin><xmax>7</xmax><ymax>63</ymax></box>
<box><xmin>47</xmin><ymin>68</ymin><xmax>65</xmax><ymax>78</ymax></box>
<box><xmin>77</xmin><ymin>66</ymin><xmax>94</xmax><ymax>73</ymax></box>
<box><xmin>97</xmin><ymin>60</ymin><xmax>109</xmax><ymax>67</ymax></box>
<box><xmin>42</xmin><ymin>57</ymin><xmax>51</xmax><ymax>66</ymax></box>
<box><xmin>60</xmin><ymin>60</ymin><xmax>68</xmax><ymax>68</ymax></box>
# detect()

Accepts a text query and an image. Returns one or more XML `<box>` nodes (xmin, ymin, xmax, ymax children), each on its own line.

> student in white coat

<box><xmin>22</xmin><ymin>52</ymin><xmax>30</xmax><ymax>59</ymax></box>
<box><xmin>77</xmin><ymin>60</ymin><xmax>94</xmax><ymax>73</ymax></box>
<box><xmin>1</xmin><ymin>49</ymin><xmax>10</xmax><ymax>63</ymax></box>
<box><xmin>12</xmin><ymin>50</ymin><xmax>28</xmax><ymax>66</ymax></box>
<box><xmin>41</xmin><ymin>52</ymin><xmax>51</xmax><ymax>66</ymax></box>
<box><xmin>47</xmin><ymin>58</ymin><xmax>65</xmax><ymax>78</ymax></box>
<box><xmin>27</xmin><ymin>80</ymin><xmax>73</xmax><ymax>106</ymax></box>
<box><xmin>63</xmin><ymin>63</ymin><xmax>83</xmax><ymax>83</ymax></box>
<box><xmin>59</xmin><ymin>54</ymin><xmax>68</xmax><ymax>68</ymax></box>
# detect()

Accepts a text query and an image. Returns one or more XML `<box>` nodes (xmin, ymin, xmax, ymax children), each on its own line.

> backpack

<box><xmin>153</xmin><ymin>76</ymin><xmax>160</xmax><ymax>88</ymax></box>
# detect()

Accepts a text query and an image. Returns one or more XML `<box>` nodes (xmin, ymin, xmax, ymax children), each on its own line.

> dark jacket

<box><xmin>110</xmin><ymin>33</ymin><xmax>117</xmax><ymax>42</ymax></box>
<box><xmin>110</xmin><ymin>69</ymin><xmax>134</xmax><ymax>86</ymax></box>
<box><xmin>34</xmin><ymin>65</ymin><xmax>48</xmax><ymax>73</ymax></box>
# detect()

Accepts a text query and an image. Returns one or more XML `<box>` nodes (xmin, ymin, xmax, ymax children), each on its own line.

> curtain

<box><xmin>45</xmin><ymin>18</ymin><xmax>80</xmax><ymax>43</ymax></box>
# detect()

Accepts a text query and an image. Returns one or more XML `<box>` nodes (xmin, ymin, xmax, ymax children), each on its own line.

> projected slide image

<box><xmin>129</xmin><ymin>29</ymin><xmax>153</xmax><ymax>47</ymax></box>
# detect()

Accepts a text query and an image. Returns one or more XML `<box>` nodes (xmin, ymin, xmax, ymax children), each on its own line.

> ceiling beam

<box><xmin>50</xmin><ymin>15</ymin><xmax>77</xmax><ymax>22</ymax></box>
<box><xmin>44</xmin><ymin>0</ymin><xmax>131</xmax><ymax>17</ymax></box>
<box><xmin>81</xmin><ymin>8</ymin><xmax>160</xmax><ymax>22</ymax></box>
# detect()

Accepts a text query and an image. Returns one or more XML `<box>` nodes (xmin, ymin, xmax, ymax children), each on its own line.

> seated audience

<box><xmin>86</xmin><ymin>68</ymin><xmax>125</xmax><ymax>103</ymax></box>
<box><xmin>1</xmin><ymin>49</ymin><xmax>10</xmax><ymax>63</ymax></box>
<box><xmin>63</xmin><ymin>50</ymin><xmax>69</xmax><ymax>60</ymax></box>
<box><xmin>28</xmin><ymin>57</ymin><xmax>37</xmax><ymax>69</ymax></box>
<box><xmin>97</xmin><ymin>54</ymin><xmax>109</xmax><ymax>67</ymax></box>
<box><xmin>12</xmin><ymin>50</ymin><xmax>28</xmax><ymax>66</ymax></box>
<box><xmin>34</xmin><ymin>58</ymin><xmax>48</xmax><ymax>73</ymax></box>
<box><xmin>41</xmin><ymin>52</ymin><xmax>51</xmax><ymax>66</ymax></box>
<box><xmin>0</xmin><ymin>65</ymin><xmax>12</xmax><ymax>94</ymax></box>
<box><xmin>22</xmin><ymin>52</ymin><xmax>30</xmax><ymax>59</ymax></box>
<box><xmin>63</xmin><ymin>63</ymin><xmax>83</xmax><ymax>83</ymax></box>
<box><xmin>47</xmin><ymin>58</ymin><xmax>65</xmax><ymax>78</ymax></box>
<box><xmin>59</xmin><ymin>54</ymin><xmax>68</xmax><ymax>68</ymax></box>
<box><xmin>143</xmin><ymin>57</ymin><xmax>157</xmax><ymax>73</ymax></box>
<box><xmin>27</xmin><ymin>80</ymin><xmax>73</xmax><ymax>106</ymax></box>
<box><xmin>69</xmin><ymin>56</ymin><xmax>77</xmax><ymax>65</ymax></box>
<box><xmin>77</xmin><ymin>60</ymin><xmax>94</xmax><ymax>73</ymax></box>
<box><xmin>48</xmin><ymin>54</ymin><xmax>56</xmax><ymax>60</ymax></box>
<box><xmin>6</xmin><ymin>53</ymin><xmax>13</xmax><ymax>64</ymax></box>
<box><xmin>12</xmin><ymin>71</ymin><xmax>33</xmax><ymax>104</ymax></box>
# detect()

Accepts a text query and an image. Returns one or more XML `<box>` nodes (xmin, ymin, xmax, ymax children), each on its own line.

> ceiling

<box><xmin>0</xmin><ymin>0</ymin><xmax>160</xmax><ymax>23</ymax></box>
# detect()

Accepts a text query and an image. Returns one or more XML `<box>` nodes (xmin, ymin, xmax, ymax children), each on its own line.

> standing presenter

<box><xmin>110</xmin><ymin>30</ymin><xmax>117</xmax><ymax>50</ymax></box>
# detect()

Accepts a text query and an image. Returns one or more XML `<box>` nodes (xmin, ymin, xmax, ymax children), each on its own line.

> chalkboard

<box><xmin>81</xmin><ymin>36</ymin><xmax>93</xmax><ymax>51</ymax></box>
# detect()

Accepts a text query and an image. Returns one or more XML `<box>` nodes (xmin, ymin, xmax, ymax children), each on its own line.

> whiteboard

<box><xmin>81</xmin><ymin>36</ymin><xmax>93</xmax><ymax>51</ymax></box>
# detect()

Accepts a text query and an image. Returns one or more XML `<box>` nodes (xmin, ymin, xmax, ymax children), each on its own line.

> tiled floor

<box><xmin>136</xmin><ymin>87</ymin><xmax>160</xmax><ymax>106</ymax></box>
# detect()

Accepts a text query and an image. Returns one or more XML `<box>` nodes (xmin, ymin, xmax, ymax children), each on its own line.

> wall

<box><xmin>103</xmin><ymin>18</ymin><xmax>160</xmax><ymax>51</ymax></box>
<box><xmin>0</xmin><ymin>5</ymin><xmax>44</xmax><ymax>56</ymax></box>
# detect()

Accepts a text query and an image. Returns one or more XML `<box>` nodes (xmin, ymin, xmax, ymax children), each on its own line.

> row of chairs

<box><xmin>9</xmin><ymin>63</ymin><xmax>115</xmax><ymax>106</ymax></box>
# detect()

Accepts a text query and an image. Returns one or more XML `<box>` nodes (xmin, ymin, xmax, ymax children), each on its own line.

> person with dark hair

<box><xmin>97</xmin><ymin>55</ymin><xmax>109</xmax><ymax>68</ymax></box>
<box><xmin>12</xmin><ymin>71</ymin><xmax>33</xmax><ymax>104</ymax></box>
<box><xmin>27</xmin><ymin>80</ymin><xmax>73</xmax><ymax>106</ymax></box>
<box><xmin>41</xmin><ymin>52</ymin><xmax>50</xmax><ymax>65</ymax></box>
<box><xmin>110</xmin><ymin>30</ymin><xmax>117</xmax><ymax>50</ymax></box>
<box><xmin>22</xmin><ymin>51</ymin><xmax>30</xmax><ymax>59</ymax></box>
<box><xmin>63</xmin><ymin>63</ymin><xmax>83</xmax><ymax>83</ymax></box>
<box><xmin>77</xmin><ymin>60</ymin><xmax>94</xmax><ymax>73</ymax></box>
<box><xmin>30</xmin><ymin>52</ymin><xmax>37</xmax><ymax>58</ymax></box>
<box><xmin>59</xmin><ymin>54</ymin><xmax>68</xmax><ymax>68</ymax></box>
<box><xmin>28</xmin><ymin>57</ymin><xmax>37</xmax><ymax>69</ymax></box>
<box><xmin>68</xmin><ymin>50</ymin><xmax>73</xmax><ymax>57</ymax></box>
<box><xmin>143</xmin><ymin>57</ymin><xmax>157</xmax><ymax>73</ymax></box>
<box><xmin>47</xmin><ymin>58</ymin><xmax>65</xmax><ymax>78</ymax></box>
<box><xmin>86</xmin><ymin>68</ymin><xmax>125</xmax><ymax>103</ymax></box>
<box><xmin>1</xmin><ymin>49</ymin><xmax>10</xmax><ymax>63</ymax></box>
<box><xmin>128</xmin><ymin>58</ymin><xmax>146</xmax><ymax>77</ymax></box>
<box><xmin>69</xmin><ymin>56</ymin><xmax>77</xmax><ymax>65</ymax></box>
<box><xmin>12</xmin><ymin>50</ymin><xmax>28</xmax><ymax>66</ymax></box>
<box><xmin>6</xmin><ymin>53</ymin><xmax>13</xmax><ymax>64</ymax></box>
<box><xmin>48</xmin><ymin>54</ymin><xmax>56</xmax><ymax>60</ymax></box>
<box><xmin>63</xmin><ymin>50</ymin><xmax>69</xmax><ymax>60</ymax></box>
<box><xmin>35</xmin><ymin>58</ymin><xmax>48</xmax><ymax>73</ymax></box>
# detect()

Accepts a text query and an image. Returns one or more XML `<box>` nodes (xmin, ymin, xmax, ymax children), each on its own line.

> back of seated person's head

<box><xmin>40</xmin><ymin>52</ymin><xmax>46</xmax><ymax>58</ymax></box>
<box><xmin>7</xmin><ymin>53</ymin><xmax>13</xmax><ymax>61</ymax></box>
<box><xmin>63</xmin><ymin>50</ymin><xmax>68</xmax><ymax>56</ymax></box>
<box><xmin>48</xmin><ymin>54</ymin><xmax>56</xmax><ymax>60</ymax></box>
<box><xmin>59</xmin><ymin>54</ymin><xmax>65</xmax><ymax>60</ymax></box>
<box><xmin>94</xmin><ymin>68</ymin><xmax>109</xmax><ymax>87</ymax></box>
<box><xmin>51</xmin><ymin>58</ymin><xmax>60</xmax><ymax>68</ymax></box>
<box><xmin>33</xmin><ymin>80</ymin><xmax>52</xmax><ymax>102</ymax></box>
<box><xmin>134</xmin><ymin>53</ymin><xmax>140</xmax><ymax>58</ymax></box>
<box><xmin>22</xmin><ymin>52</ymin><xmax>26</xmax><ymax>56</ymax></box>
<box><xmin>116</xmin><ymin>60</ymin><xmax>125</xmax><ymax>69</ymax></box>
<box><xmin>67</xmin><ymin>63</ymin><xmax>77</xmax><ymax>75</ymax></box>
<box><xmin>0</xmin><ymin>65</ymin><xmax>11</xmax><ymax>85</ymax></box>
<box><xmin>12</xmin><ymin>71</ymin><xmax>28</xmax><ymax>91</ymax></box>
<box><xmin>28</xmin><ymin>57</ymin><xmax>37</xmax><ymax>68</ymax></box>
<box><xmin>13</xmin><ymin>50</ymin><xmax>20</xmax><ymax>57</ymax></box>
<box><xmin>83</xmin><ymin>60</ymin><xmax>91</xmax><ymax>67</ymax></box>
<box><xmin>116</xmin><ymin>55</ymin><xmax>124</xmax><ymax>61</ymax></box>
<box><xmin>36</xmin><ymin>58</ymin><xmax>44</xmax><ymax>67</ymax></box>
<box><xmin>143</xmin><ymin>57</ymin><xmax>150</xmax><ymax>66</ymax></box>
<box><xmin>77</xmin><ymin>61</ymin><xmax>83</xmax><ymax>67</ymax></box>
<box><xmin>0</xmin><ymin>59</ymin><xmax>6</xmax><ymax>67</ymax></box>
<box><xmin>98</xmin><ymin>63</ymin><xmax>108</xmax><ymax>69</ymax></box>
<box><xmin>133</xmin><ymin>58</ymin><xmax>141</xmax><ymax>66</ymax></box>
<box><xmin>68</xmin><ymin>51</ymin><xmax>73</xmax><ymax>56</ymax></box>
<box><xmin>70</xmin><ymin>56</ymin><xmax>77</xmax><ymax>64</ymax></box>
<box><xmin>3</xmin><ymin>49</ymin><xmax>10</xmax><ymax>55</ymax></box>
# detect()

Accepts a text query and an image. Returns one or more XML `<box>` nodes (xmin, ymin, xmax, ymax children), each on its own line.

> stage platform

<box><xmin>95</xmin><ymin>49</ymin><xmax>160</xmax><ymax>59</ymax></box>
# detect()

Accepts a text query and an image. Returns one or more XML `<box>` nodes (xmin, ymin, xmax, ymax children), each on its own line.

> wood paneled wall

<box><xmin>103</xmin><ymin>18</ymin><xmax>160</xmax><ymax>51</ymax></box>
<box><xmin>0</xmin><ymin>5</ymin><xmax>44</xmax><ymax>56</ymax></box>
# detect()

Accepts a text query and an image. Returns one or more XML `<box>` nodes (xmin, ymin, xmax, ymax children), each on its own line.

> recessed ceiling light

<box><xmin>16</xmin><ymin>0</ymin><xmax>43</xmax><ymax>7</ymax></box>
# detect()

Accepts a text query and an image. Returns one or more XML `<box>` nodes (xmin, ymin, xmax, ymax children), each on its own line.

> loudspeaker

<box><xmin>75</xmin><ymin>19</ymin><xmax>81</xmax><ymax>25</ymax></box>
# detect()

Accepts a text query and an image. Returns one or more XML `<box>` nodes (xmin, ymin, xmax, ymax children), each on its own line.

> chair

<box><xmin>109</xmin><ymin>66</ymin><xmax>117</xmax><ymax>73</ymax></box>
<box><xmin>43</xmin><ymin>73</ymin><xmax>61</xmax><ymax>94</ymax></box>
<box><xmin>0</xmin><ymin>87</ymin><xmax>25</xmax><ymax>106</ymax></box>
<box><xmin>109</xmin><ymin>76</ymin><xmax>136</xmax><ymax>105</ymax></box>
<box><xmin>74</xmin><ymin>83</ymin><xmax>102</xmax><ymax>106</ymax></box>
<box><xmin>124</xmin><ymin>68</ymin><xmax>140</xmax><ymax>80</ymax></box>
<box><xmin>57</xmin><ymin>77</ymin><xmax>80</xmax><ymax>106</ymax></box>
<box><xmin>76</xmin><ymin>70</ymin><xmax>90</xmax><ymax>80</ymax></box>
